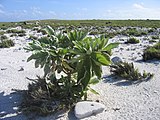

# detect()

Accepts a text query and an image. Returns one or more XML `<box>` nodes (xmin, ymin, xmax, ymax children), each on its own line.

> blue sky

<box><xmin>0</xmin><ymin>0</ymin><xmax>160</xmax><ymax>22</ymax></box>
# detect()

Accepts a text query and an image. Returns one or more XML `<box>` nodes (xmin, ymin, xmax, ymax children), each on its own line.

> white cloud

<box><xmin>31</xmin><ymin>7</ymin><xmax>42</xmax><ymax>16</ymax></box>
<box><xmin>49</xmin><ymin>11</ymin><xmax>56</xmax><ymax>16</ymax></box>
<box><xmin>133</xmin><ymin>3</ymin><xmax>146</xmax><ymax>9</ymax></box>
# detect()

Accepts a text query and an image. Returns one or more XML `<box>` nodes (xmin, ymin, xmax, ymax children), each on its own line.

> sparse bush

<box><xmin>22</xmin><ymin>26</ymin><xmax>119</xmax><ymax>116</ymax></box>
<box><xmin>0</xmin><ymin>35</ymin><xmax>8</xmax><ymax>40</ymax></box>
<box><xmin>143</xmin><ymin>42</ymin><xmax>160</xmax><ymax>61</ymax></box>
<box><xmin>110</xmin><ymin>62</ymin><xmax>154</xmax><ymax>81</ymax></box>
<box><xmin>0</xmin><ymin>39</ymin><xmax>15</xmax><ymax>48</ymax></box>
<box><xmin>125</xmin><ymin>37</ymin><xmax>140</xmax><ymax>44</ymax></box>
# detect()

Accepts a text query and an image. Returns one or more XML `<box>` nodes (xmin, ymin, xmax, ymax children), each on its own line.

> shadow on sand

<box><xmin>102</xmin><ymin>75</ymin><xmax>146</xmax><ymax>86</ymax></box>
<box><xmin>0</xmin><ymin>91</ymin><xmax>27</xmax><ymax>120</ymax></box>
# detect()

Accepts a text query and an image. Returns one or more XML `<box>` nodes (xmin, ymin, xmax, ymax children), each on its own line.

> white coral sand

<box><xmin>0</xmin><ymin>30</ymin><xmax>160</xmax><ymax>120</ymax></box>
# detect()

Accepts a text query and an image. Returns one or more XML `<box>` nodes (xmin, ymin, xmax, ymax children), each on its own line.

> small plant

<box><xmin>18</xmin><ymin>33</ymin><xmax>26</xmax><ymax>37</ymax></box>
<box><xmin>151</xmin><ymin>36</ymin><xmax>159</xmax><ymax>39</ymax></box>
<box><xmin>0</xmin><ymin>31</ymin><xmax>5</xmax><ymax>35</ymax></box>
<box><xmin>110</xmin><ymin>62</ymin><xmax>154</xmax><ymax>81</ymax></box>
<box><xmin>125</xmin><ymin>37</ymin><xmax>140</xmax><ymax>44</ymax></box>
<box><xmin>0</xmin><ymin>35</ymin><xmax>8</xmax><ymax>40</ymax></box>
<box><xmin>22</xmin><ymin>26</ymin><xmax>119</xmax><ymax>116</ymax></box>
<box><xmin>143</xmin><ymin>42</ymin><xmax>160</xmax><ymax>61</ymax></box>
<box><xmin>0</xmin><ymin>39</ymin><xmax>15</xmax><ymax>48</ymax></box>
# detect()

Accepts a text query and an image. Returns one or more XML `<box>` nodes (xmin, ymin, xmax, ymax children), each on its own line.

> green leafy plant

<box><xmin>143</xmin><ymin>42</ymin><xmax>160</xmax><ymax>61</ymax></box>
<box><xmin>22</xmin><ymin>26</ymin><xmax>119</xmax><ymax>116</ymax></box>
<box><xmin>110</xmin><ymin>62</ymin><xmax>154</xmax><ymax>81</ymax></box>
<box><xmin>125</xmin><ymin>37</ymin><xmax>140</xmax><ymax>44</ymax></box>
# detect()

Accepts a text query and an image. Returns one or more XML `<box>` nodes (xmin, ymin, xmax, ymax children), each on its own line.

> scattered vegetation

<box><xmin>110</xmin><ymin>62</ymin><xmax>154</xmax><ymax>81</ymax></box>
<box><xmin>6</xmin><ymin>29</ymin><xmax>26</xmax><ymax>34</ymax></box>
<box><xmin>125</xmin><ymin>37</ymin><xmax>140</xmax><ymax>44</ymax></box>
<box><xmin>21</xmin><ymin>26</ymin><xmax>119</xmax><ymax>116</ymax></box>
<box><xmin>143</xmin><ymin>42</ymin><xmax>160</xmax><ymax>61</ymax></box>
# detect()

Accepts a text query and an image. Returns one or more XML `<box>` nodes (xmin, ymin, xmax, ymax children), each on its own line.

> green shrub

<box><xmin>0</xmin><ymin>39</ymin><xmax>15</xmax><ymax>48</ymax></box>
<box><xmin>143</xmin><ymin>42</ymin><xmax>160</xmax><ymax>61</ymax></box>
<box><xmin>22</xmin><ymin>26</ymin><xmax>119</xmax><ymax>116</ymax></box>
<box><xmin>125</xmin><ymin>37</ymin><xmax>140</xmax><ymax>44</ymax></box>
<box><xmin>110</xmin><ymin>62</ymin><xmax>154</xmax><ymax>81</ymax></box>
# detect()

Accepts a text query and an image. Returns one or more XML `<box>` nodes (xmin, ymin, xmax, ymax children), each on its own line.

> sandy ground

<box><xmin>0</xmin><ymin>33</ymin><xmax>160</xmax><ymax>120</ymax></box>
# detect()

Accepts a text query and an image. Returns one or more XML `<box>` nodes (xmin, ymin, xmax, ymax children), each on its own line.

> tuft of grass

<box><xmin>151</xmin><ymin>36</ymin><xmax>159</xmax><ymax>39</ymax></box>
<box><xmin>125</xmin><ymin>37</ymin><xmax>140</xmax><ymax>44</ymax></box>
<box><xmin>0</xmin><ymin>39</ymin><xmax>15</xmax><ymax>48</ymax></box>
<box><xmin>143</xmin><ymin>42</ymin><xmax>160</xmax><ymax>61</ymax></box>
<box><xmin>110</xmin><ymin>62</ymin><xmax>154</xmax><ymax>81</ymax></box>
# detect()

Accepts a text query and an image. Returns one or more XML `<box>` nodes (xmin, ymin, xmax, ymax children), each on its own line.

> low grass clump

<box><xmin>110</xmin><ymin>62</ymin><xmax>154</xmax><ymax>81</ymax></box>
<box><xmin>0</xmin><ymin>31</ymin><xmax>5</xmax><ymax>35</ymax></box>
<box><xmin>125</xmin><ymin>37</ymin><xmax>140</xmax><ymax>44</ymax></box>
<box><xmin>151</xmin><ymin>36</ymin><xmax>159</xmax><ymax>39</ymax></box>
<box><xmin>143</xmin><ymin>42</ymin><xmax>160</xmax><ymax>61</ymax></box>
<box><xmin>6</xmin><ymin>29</ymin><xmax>26</xmax><ymax>34</ymax></box>
<box><xmin>0</xmin><ymin>35</ymin><xmax>7</xmax><ymax>39</ymax></box>
<box><xmin>0</xmin><ymin>39</ymin><xmax>15</xmax><ymax>48</ymax></box>
<box><xmin>0</xmin><ymin>35</ymin><xmax>15</xmax><ymax>48</ymax></box>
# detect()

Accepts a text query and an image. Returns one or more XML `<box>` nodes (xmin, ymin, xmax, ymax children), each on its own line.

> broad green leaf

<box><xmin>103</xmin><ymin>42</ymin><xmax>119</xmax><ymax>51</ymax></box>
<box><xmin>95</xmin><ymin>52</ymin><xmax>111</xmax><ymax>66</ymax></box>
<box><xmin>45</xmin><ymin>25</ymin><xmax>55</xmax><ymax>36</ymax></box>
